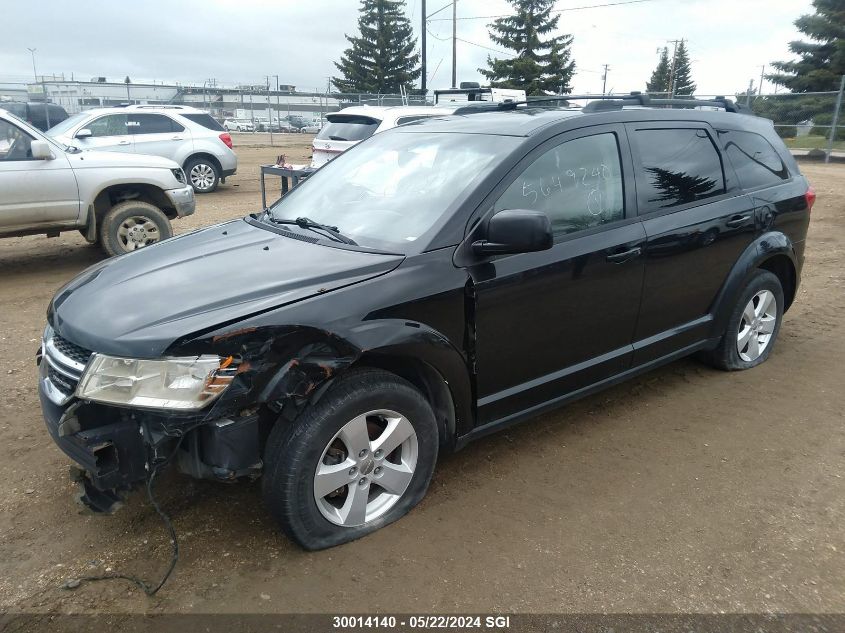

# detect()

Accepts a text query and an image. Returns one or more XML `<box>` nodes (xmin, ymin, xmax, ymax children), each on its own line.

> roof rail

<box><xmin>495</xmin><ymin>92</ymin><xmax>749</xmax><ymax>114</ymax></box>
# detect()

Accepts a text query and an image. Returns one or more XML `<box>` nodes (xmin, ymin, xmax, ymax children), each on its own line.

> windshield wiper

<box><xmin>266</xmin><ymin>215</ymin><xmax>357</xmax><ymax>245</ymax></box>
<box><xmin>328</xmin><ymin>135</ymin><xmax>349</xmax><ymax>141</ymax></box>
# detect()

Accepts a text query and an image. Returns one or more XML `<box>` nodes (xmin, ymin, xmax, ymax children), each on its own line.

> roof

<box><xmin>395</xmin><ymin>105</ymin><xmax>764</xmax><ymax>137</ymax></box>
<box><xmin>328</xmin><ymin>105</ymin><xmax>458</xmax><ymax>122</ymax></box>
<box><xmin>71</xmin><ymin>104</ymin><xmax>209</xmax><ymax>116</ymax></box>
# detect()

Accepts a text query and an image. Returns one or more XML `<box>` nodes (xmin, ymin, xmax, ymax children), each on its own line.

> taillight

<box><xmin>805</xmin><ymin>184</ymin><xmax>816</xmax><ymax>212</ymax></box>
<box><xmin>219</xmin><ymin>132</ymin><xmax>233</xmax><ymax>149</ymax></box>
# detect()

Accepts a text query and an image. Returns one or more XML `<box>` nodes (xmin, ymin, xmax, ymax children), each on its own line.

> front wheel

<box><xmin>185</xmin><ymin>157</ymin><xmax>220</xmax><ymax>193</ymax></box>
<box><xmin>702</xmin><ymin>269</ymin><xmax>784</xmax><ymax>370</ymax></box>
<box><xmin>262</xmin><ymin>369</ymin><xmax>439</xmax><ymax>550</ymax></box>
<box><xmin>99</xmin><ymin>201</ymin><xmax>173</xmax><ymax>257</ymax></box>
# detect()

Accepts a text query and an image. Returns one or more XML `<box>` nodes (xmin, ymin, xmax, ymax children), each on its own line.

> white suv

<box><xmin>310</xmin><ymin>106</ymin><xmax>457</xmax><ymax>167</ymax></box>
<box><xmin>47</xmin><ymin>105</ymin><xmax>237</xmax><ymax>194</ymax></box>
<box><xmin>0</xmin><ymin>108</ymin><xmax>195</xmax><ymax>256</ymax></box>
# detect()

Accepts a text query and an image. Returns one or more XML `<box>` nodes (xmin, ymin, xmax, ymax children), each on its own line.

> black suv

<box><xmin>38</xmin><ymin>95</ymin><xmax>813</xmax><ymax>550</ymax></box>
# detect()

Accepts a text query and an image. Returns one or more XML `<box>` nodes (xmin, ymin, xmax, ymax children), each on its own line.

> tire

<box><xmin>184</xmin><ymin>156</ymin><xmax>220</xmax><ymax>193</ymax></box>
<box><xmin>98</xmin><ymin>200</ymin><xmax>173</xmax><ymax>257</ymax></box>
<box><xmin>262</xmin><ymin>368</ymin><xmax>439</xmax><ymax>550</ymax></box>
<box><xmin>701</xmin><ymin>269</ymin><xmax>784</xmax><ymax>371</ymax></box>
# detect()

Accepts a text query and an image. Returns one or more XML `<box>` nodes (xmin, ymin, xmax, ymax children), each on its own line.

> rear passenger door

<box><xmin>627</xmin><ymin>123</ymin><xmax>758</xmax><ymax>364</ymax></box>
<box><xmin>129</xmin><ymin>113</ymin><xmax>187</xmax><ymax>161</ymax></box>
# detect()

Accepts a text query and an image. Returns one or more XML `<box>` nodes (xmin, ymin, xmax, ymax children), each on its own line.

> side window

<box><xmin>632</xmin><ymin>128</ymin><xmax>726</xmax><ymax>213</ymax></box>
<box><xmin>85</xmin><ymin>114</ymin><xmax>129</xmax><ymax>137</ymax></box>
<box><xmin>0</xmin><ymin>119</ymin><xmax>34</xmax><ymax>161</ymax></box>
<box><xmin>721</xmin><ymin>130</ymin><xmax>789</xmax><ymax>189</ymax></box>
<box><xmin>129</xmin><ymin>114</ymin><xmax>184</xmax><ymax>134</ymax></box>
<box><xmin>494</xmin><ymin>133</ymin><xmax>624</xmax><ymax>236</ymax></box>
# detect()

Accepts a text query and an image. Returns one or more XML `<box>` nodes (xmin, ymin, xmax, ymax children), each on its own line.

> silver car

<box><xmin>48</xmin><ymin>105</ymin><xmax>238</xmax><ymax>193</ymax></box>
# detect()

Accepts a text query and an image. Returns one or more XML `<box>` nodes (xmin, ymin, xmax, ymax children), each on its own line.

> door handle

<box><xmin>117</xmin><ymin>140</ymin><xmax>130</xmax><ymax>146</ymax></box>
<box><xmin>725</xmin><ymin>214</ymin><xmax>751</xmax><ymax>228</ymax></box>
<box><xmin>606</xmin><ymin>246</ymin><xmax>642</xmax><ymax>263</ymax></box>
<box><xmin>171</xmin><ymin>136</ymin><xmax>183</xmax><ymax>140</ymax></box>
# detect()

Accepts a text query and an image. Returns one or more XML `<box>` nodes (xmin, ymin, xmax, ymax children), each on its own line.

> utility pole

<box><xmin>745</xmin><ymin>78</ymin><xmax>754</xmax><ymax>106</ymax></box>
<box><xmin>273</xmin><ymin>74</ymin><xmax>280</xmax><ymax>129</ymax></box>
<box><xmin>264</xmin><ymin>75</ymin><xmax>273</xmax><ymax>145</ymax></box>
<box><xmin>451</xmin><ymin>0</ymin><xmax>457</xmax><ymax>88</ymax></box>
<box><xmin>601</xmin><ymin>64</ymin><xmax>610</xmax><ymax>95</ymax></box>
<box><xmin>27</xmin><ymin>48</ymin><xmax>51</xmax><ymax>128</ymax></box>
<box><xmin>421</xmin><ymin>0</ymin><xmax>427</xmax><ymax>94</ymax></box>
<box><xmin>758</xmin><ymin>65</ymin><xmax>766</xmax><ymax>98</ymax></box>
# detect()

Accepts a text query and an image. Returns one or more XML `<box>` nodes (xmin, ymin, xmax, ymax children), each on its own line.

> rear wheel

<box><xmin>185</xmin><ymin>156</ymin><xmax>220</xmax><ymax>193</ymax></box>
<box><xmin>702</xmin><ymin>269</ymin><xmax>784</xmax><ymax>370</ymax></box>
<box><xmin>99</xmin><ymin>201</ymin><xmax>172</xmax><ymax>257</ymax></box>
<box><xmin>262</xmin><ymin>369</ymin><xmax>439</xmax><ymax>550</ymax></box>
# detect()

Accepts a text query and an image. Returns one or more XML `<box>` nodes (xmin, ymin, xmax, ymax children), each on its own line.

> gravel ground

<box><xmin>0</xmin><ymin>134</ymin><xmax>843</xmax><ymax>615</ymax></box>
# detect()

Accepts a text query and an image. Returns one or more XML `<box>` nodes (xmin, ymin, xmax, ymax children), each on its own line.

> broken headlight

<box><xmin>76</xmin><ymin>354</ymin><xmax>236</xmax><ymax>410</ymax></box>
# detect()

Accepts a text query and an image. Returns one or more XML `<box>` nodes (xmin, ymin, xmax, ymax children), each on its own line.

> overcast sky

<box><xmin>1</xmin><ymin>0</ymin><xmax>814</xmax><ymax>96</ymax></box>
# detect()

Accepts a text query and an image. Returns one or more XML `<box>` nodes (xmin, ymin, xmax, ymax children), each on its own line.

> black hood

<box><xmin>50</xmin><ymin>219</ymin><xmax>403</xmax><ymax>357</ymax></box>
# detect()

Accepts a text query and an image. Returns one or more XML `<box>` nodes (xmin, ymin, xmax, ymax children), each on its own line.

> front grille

<box><xmin>47</xmin><ymin>364</ymin><xmax>77</xmax><ymax>396</ymax></box>
<box><xmin>52</xmin><ymin>334</ymin><xmax>92</xmax><ymax>366</ymax></box>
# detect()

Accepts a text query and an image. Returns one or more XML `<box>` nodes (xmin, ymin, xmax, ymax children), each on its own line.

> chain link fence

<box><xmin>2</xmin><ymin>76</ymin><xmax>843</xmax><ymax>158</ymax></box>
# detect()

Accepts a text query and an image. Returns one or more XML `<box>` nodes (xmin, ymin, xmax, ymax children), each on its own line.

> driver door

<box><xmin>74</xmin><ymin>113</ymin><xmax>134</xmax><ymax>153</ymax></box>
<box><xmin>0</xmin><ymin>118</ymin><xmax>79</xmax><ymax>231</ymax></box>
<box><xmin>467</xmin><ymin>125</ymin><xmax>646</xmax><ymax>425</ymax></box>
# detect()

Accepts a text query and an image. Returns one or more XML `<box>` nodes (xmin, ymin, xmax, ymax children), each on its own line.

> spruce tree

<box><xmin>332</xmin><ymin>0</ymin><xmax>421</xmax><ymax>94</ymax></box>
<box><xmin>758</xmin><ymin>1</ymin><xmax>845</xmax><ymax>139</ymax></box>
<box><xmin>479</xmin><ymin>0</ymin><xmax>575</xmax><ymax>95</ymax></box>
<box><xmin>670</xmin><ymin>40</ymin><xmax>696</xmax><ymax>96</ymax></box>
<box><xmin>769</xmin><ymin>0</ymin><xmax>845</xmax><ymax>92</ymax></box>
<box><xmin>646</xmin><ymin>47</ymin><xmax>671</xmax><ymax>94</ymax></box>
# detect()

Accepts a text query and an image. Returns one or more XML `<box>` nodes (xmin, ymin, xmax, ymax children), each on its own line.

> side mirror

<box><xmin>75</xmin><ymin>128</ymin><xmax>92</xmax><ymax>139</ymax></box>
<box><xmin>30</xmin><ymin>140</ymin><xmax>54</xmax><ymax>160</ymax></box>
<box><xmin>472</xmin><ymin>209</ymin><xmax>553</xmax><ymax>256</ymax></box>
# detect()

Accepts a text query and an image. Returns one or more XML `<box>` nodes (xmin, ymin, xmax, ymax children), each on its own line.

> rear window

<box><xmin>181</xmin><ymin>113</ymin><xmax>225</xmax><ymax>131</ymax></box>
<box><xmin>316</xmin><ymin>115</ymin><xmax>380</xmax><ymax>142</ymax></box>
<box><xmin>632</xmin><ymin>128</ymin><xmax>726</xmax><ymax>213</ymax></box>
<box><xmin>721</xmin><ymin>130</ymin><xmax>789</xmax><ymax>190</ymax></box>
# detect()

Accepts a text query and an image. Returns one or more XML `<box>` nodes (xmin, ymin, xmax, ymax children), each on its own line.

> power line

<box><xmin>427</xmin><ymin>0</ymin><xmax>662</xmax><ymax>21</ymax></box>
<box><xmin>456</xmin><ymin>37</ymin><xmax>516</xmax><ymax>57</ymax></box>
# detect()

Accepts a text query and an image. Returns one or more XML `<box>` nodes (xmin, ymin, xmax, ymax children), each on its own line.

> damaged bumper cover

<box><xmin>37</xmin><ymin>332</ymin><xmax>264</xmax><ymax>512</ymax></box>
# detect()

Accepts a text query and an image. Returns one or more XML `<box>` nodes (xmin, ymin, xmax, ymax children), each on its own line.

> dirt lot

<box><xmin>0</xmin><ymin>134</ymin><xmax>843</xmax><ymax>616</ymax></box>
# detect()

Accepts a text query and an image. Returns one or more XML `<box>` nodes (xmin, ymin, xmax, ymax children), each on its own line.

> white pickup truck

<box><xmin>0</xmin><ymin>108</ymin><xmax>195</xmax><ymax>256</ymax></box>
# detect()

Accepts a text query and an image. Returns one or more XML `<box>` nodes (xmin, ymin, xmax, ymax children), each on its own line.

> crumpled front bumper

<box><xmin>38</xmin><ymin>358</ymin><xmax>148</xmax><ymax>493</ymax></box>
<box><xmin>37</xmin><ymin>332</ymin><xmax>150</xmax><ymax>503</ymax></box>
<box><xmin>165</xmin><ymin>185</ymin><xmax>196</xmax><ymax>217</ymax></box>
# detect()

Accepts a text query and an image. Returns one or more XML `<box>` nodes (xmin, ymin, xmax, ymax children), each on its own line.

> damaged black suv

<box><xmin>39</xmin><ymin>94</ymin><xmax>813</xmax><ymax>550</ymax></box>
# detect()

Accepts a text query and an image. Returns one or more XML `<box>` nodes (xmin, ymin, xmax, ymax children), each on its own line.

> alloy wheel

<box><xmin>313</xmin><ymin>409</ymin><xmax>418</xmax><ymax>527</ymax></box>
<box><xmin>189</xmin><ymin>163</ymin><xmax>216</xmax><ymax>191</ymax></box>
<box><xmin>737</xmin><ymin>289</ymin><xmax>777</xmax><ymax>362</ymax></box>
<box><xmin>116</xmin><ymin>216</ymin><xmax>161</xmax><ymax>251</ymax></box>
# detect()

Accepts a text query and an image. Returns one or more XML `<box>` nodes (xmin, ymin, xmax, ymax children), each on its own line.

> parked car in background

<box><xmin>223</xmin><ymin>119</ymin><xmax>254</xmax><ymax>132</ymax></box>
<box><xmin>37</xmin><ymin>96</ymin><xmax>811</xmax><ymax>550</ymax></box>
<box><xmin>47</xmin><ymin>105</ymin><xmax>237</xmax><ymax>193</ymax></box>
<box><xmin>310</xmin><ymin>105</ymin><xmax>457</xmax><ymax>167</ymax></box>
<box><xmin>1</xmin><ymin>101</ymin><xmax>69</xmax><ymax>131</ymax></box>
<box><xmin>301</xmin><ymin>120</ymin><xmax>323</xmax><ymax>134</ymax></box>
<box><xmin>286</xmin><ymin>115</ymin><xmax>309</xmax><ymax>131</ymax></box>
<box><xmin>0</xmin><ymin>108</ymin><xmax>194</xmax><ymax>256</ymax></box>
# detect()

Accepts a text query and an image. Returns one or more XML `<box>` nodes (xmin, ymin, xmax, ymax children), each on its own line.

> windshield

<box><xmin>268</xmin><ymin>130</ymin><xmax>518</xmax><ymax>251</ymax></box>
<box><xmin>46</xmin><ymin>112</ymin><xmax>88</xmax><ymax>136</ymax></box>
